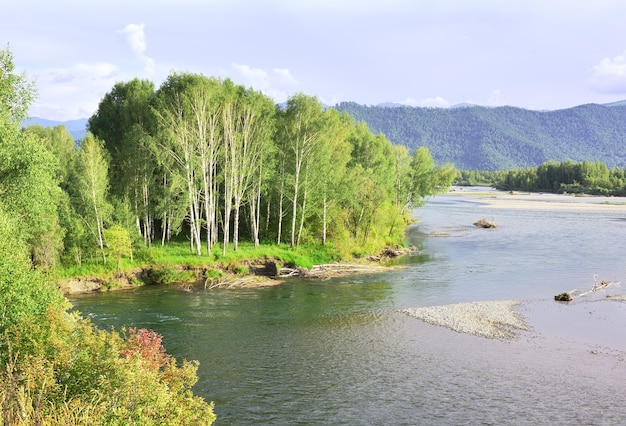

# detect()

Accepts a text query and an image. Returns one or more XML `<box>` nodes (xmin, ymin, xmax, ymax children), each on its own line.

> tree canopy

<box><xmin>77</xmin><ymin>74</ymin><xmax>455</xmax><ymax>262</ymax></box>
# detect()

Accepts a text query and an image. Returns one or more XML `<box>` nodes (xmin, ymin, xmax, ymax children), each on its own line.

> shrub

<box><xmin>204</xmin><ymin>268</ymin><xmax>224</xmax><ymax>280</ymax></box>
<box><xmin>1</xmin><ymin>308</ymin><xmax>216</xmax><ymax>425</ymax></box>
<box><xmin>234</xmin><ymin>265</ymin><xmax>249</xmax><ymax>275</ymax></box>
<box><xmin>0</xmin><ymin>212</ymin><xmax>66</xmax><ymax>340</ymax></box>
<box><xmin>146</xmin><ymin>266</ymin><xmax>197</xmax><ymax>285</ymax></box>
<box><xmin>0</xmin><ymin>212</ymin><xmax>215</xmax><ymax>424</ymax></box>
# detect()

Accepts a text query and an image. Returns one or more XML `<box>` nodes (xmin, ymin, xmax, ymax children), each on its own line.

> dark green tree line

<box><xmin>495</xmin><ymin>160</ymin><xmax>626</xmax><ymax>195</ymax></box>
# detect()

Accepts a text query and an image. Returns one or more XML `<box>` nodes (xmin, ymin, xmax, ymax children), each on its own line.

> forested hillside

<box><xmin>335</xmin><ymin>102</ymin><xmax>626</xmax><ymax>170</ymax></box>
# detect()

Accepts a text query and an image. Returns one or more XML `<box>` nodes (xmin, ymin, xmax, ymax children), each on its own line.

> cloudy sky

<box><xmin>3</xmin><ymin>0</ymin><xmax>626</xmax><ymax>121</ymax></box>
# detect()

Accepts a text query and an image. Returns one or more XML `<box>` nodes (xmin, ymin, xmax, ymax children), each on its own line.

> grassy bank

<box><xmin>59</xmin><ymin>241</ymin><xmax>340</xmax><ymax>277</ymax></box>
<box><xmin>55</xmin><ymin>239</ymin><xmax>406</xmax><ymax>293</ymax></box>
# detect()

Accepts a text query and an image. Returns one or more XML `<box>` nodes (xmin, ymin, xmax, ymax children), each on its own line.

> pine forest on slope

<box><xmin>334</xmin><ymin>102</ymin><xmax>626</xmax><ymax>170</ymax></box>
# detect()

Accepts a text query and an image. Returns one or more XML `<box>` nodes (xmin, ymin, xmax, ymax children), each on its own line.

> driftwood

<box><xmin>554</xmin><ymin>275</ymin><xmax>621</xmax><ymax>302</ymax></box>
<box><xmin>206</xmin><ymin>247</ymin><xmax>410</xmax><ymax>288</ymax></box>
<box><xmin>206</xmin><ymin>275</ymin><xmax>280</xmax><ymax>289</ymax></box>
<box><xmin>279</xmin><ymin>263</ymin><xmax>392</xmax><ymax>279</ymax></box>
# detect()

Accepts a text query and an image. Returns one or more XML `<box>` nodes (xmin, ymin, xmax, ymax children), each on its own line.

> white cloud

<box><xmin>119</xmin><ymin>23</ymin><xmax>155</xmax><ymax>75</ymax></box>
<box><xmin>588</xmin><ymin>49</ymin><xmax>626</xmax><ymax>93</ymax></box>
<box><xmin>29</xmin><ymin>62</ymin><xmax>119</xmax><ymax>121</ymax></box>
<box><xmin>272</xmin><ymin>68</ymin><xmax>299</xmax><ymax>86</ymax></box>
<box><xmin>231</xmin><ymin>63</ymin><xmax>300</xmax><ymax>103</ymax></box>
<box><xmin>399</xmin><ymin>96</ymin><xmax>449</xmax><ymax>108</ymax></box>
<box><xmin>232</xmin><ymin>63</ymin><xmax>269</xmax><ymax>87</ymax></box>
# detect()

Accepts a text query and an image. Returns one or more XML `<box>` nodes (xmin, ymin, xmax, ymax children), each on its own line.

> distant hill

<box><xmin>21</xmin><ymin>117</ymin><xmax>88</xmax><ymax>141</ymax></box>
<box><xmin>333</xmin><ymin>101</ymin><xmax>626</xmax><ymax>170</ymax></box>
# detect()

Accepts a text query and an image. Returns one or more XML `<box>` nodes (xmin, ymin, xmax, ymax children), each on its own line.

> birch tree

<box><xmin>88</xmin><ymin>79</ymin><xmax>156</xmax><ymax>245</ymax></box>
<box><xmin>184</xmin><ymin>76</ymin><xmax>223</xmax><ymax>255</ymax></box>
<box><xmin>230</xmin><ymin>86</ymin><xmax>275</xmax><ymax>250</ymax></box>
<box><xmin>152</xmin><ymin>73</ymin><xmax>203</xmax><ymax>255</ymax></box>
<box><xmin>315</xmin><ymin>109</ymin><xmax>352</xmax><ymax>245</ymax></box>
<box><xmin>408</xmin><ymin>146</ymin><xmax>456</xmax><ymax>205</ymax></box>
<box><xmin>344</xmin><ymin>123</ymin><xmax>396</xmax><ymax>243</ymax></box>
<box><xmin>221</xmin><ymin>82</ymin><xmax>237</xmax><ymax>254</ymax></box>
<box><xmin>70</xmin><ymin>133</ymin><xmax>112</xmax><ymax>264</ymax></box>
<box><xmin>278</xmin><ymin>94</ymin><xmax>324</xmax><ymax>248</ymax></box>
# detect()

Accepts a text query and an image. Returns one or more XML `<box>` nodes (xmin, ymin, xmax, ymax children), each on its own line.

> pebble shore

<box><xmin>400</xmin><ymin>300</ymin><xmax>530</xmax><ymax>339</ymax></box>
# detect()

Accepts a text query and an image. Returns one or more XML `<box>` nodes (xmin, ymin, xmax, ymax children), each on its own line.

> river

<box><xmin>70</xmin><ymin>188</ymin><xmax>626</xmax><ymax>425</ymax></box>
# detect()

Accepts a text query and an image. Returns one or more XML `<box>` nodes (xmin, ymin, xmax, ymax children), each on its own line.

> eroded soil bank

<box><xmin>58</xmin><ymin>248</ymin><xmax>412</xmax><ymax>295</ymax></box>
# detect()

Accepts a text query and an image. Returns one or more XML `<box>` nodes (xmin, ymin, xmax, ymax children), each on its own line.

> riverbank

<box><xmin>57</xmin><ymin>248</ymin><xmax>410</xmax><ymax>295</ymax></box>
<box><xmin>448</xmin><ymin>186</ymin><xmax>626</xmax><ymax>211</ymax></box>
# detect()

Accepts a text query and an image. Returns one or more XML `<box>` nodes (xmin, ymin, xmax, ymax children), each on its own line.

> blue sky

<box><xmin>3</xmin><ymin>0</ymin><xmax>626</xmax><ymax>120</ymax></box>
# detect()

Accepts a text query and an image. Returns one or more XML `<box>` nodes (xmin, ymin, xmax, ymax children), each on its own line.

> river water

<box><xmin>70</xmin><ymin>188</ymin><xmax>626</xmax><ymax>425</ymax></box>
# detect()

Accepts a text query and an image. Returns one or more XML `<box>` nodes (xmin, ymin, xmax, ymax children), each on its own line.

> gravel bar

<box><xmin>400</xmin><ymin>300</ymin><xmax>530</xmax><ymax>339</ymax></box>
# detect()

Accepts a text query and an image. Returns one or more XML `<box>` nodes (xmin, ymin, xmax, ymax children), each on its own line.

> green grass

<box><xmin>56</xmin><ymin>240</ymin><xmax>341</xmax><ymax>280</ymax></box>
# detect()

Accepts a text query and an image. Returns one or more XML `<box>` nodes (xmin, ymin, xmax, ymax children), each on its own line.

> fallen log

<box><xmin>554</xmin><ymin>274</ymin><xmax>621</xmax><ymax>302</ymax></box>
<box><xmin>278</xmin><ymin>263</ymin><xmax>393</xmax><ymax>279</ymax></box>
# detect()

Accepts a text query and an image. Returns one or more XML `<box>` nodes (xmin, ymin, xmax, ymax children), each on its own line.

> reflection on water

<box><xmin>71</xmin><ymin>191</ymin><xmax>626</xmax><ymax>425</ymax></box>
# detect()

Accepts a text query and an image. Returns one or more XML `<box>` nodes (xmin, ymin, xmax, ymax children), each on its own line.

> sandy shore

<box><xmin>447</xmin><ymin>187</ymin><xmax>626</xmax><ymax>212</ymax></box>
<box><xmin>400</xmin><ymin>300</ymin><xmax>531</xmax><ymax>339</ymax></box>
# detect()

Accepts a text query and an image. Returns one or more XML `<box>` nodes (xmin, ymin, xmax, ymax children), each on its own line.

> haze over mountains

<box><xmin>26</xmin><ymin>100</ymin><xmax>626</xmax><ymax>171</ymax></box>
<box><xmin>22</xmin><ymin>117</ymin><xmax>89</xmax><ymax>142</ymax></box>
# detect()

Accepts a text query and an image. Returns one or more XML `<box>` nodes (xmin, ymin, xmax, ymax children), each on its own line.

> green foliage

<box><xmin>495</xmin><ymin>159</ymin><xmax>626</xmax><ymax>196</ymax></box>
<box><xmin>103</xmin><ymin>223</ymin><xmax>133</xmax><ymax>272</ymax></box>
<box><xmin>0</xmin><ymin>210</ymin><xmax>65</xmax><ymax>338</ymax></box>
<box><xmin>1</xmin><ymin>309</ymin><xmax>216</xmax><ymax>425</ymax></box>
<box><xmin>0</xmin><ymin>45</ymin><xmax>35</xmax><ymax>123</ymax></box>
<box><xmin>335</xmin><ymin>102</ymin><xmax>626</xmax><ymax>170</ymax></box>
<box><xmin>1</xmin><ymin>46</ymin><xmax>215</xmax><ymax>425</ymax></box>
<box><xmin>0</xmin><ymin>124</ymin><xmax>64</xmax><ymax>271</ymax></box>
<box><xmin>79</xmin><ymin>72</ymin><xmax>456</xmax><ymax>263</ymax></box>
<box><xmin>0</xmin><ymin>46</ymin><xmax>64</xmax><ymax>271</ymax></box>
<box><xmin>204</xmin><ymin>268</ymin><xmax>224</xmax><ymax>279</ymax></box>
<box><xmin>67</xmin><ymin>133</ymin><xmax>113</xmax><ymax>264</ymax></box>
<box><xmin>234</xmin><ymin>265</ymin><xmax>249</xmax><ymax>275</ymax></box>
<box><xmin>146</xmin><ymin>266</ymin><xmax>196</xmax><ymax>285</ymax></box>
<box><xmin>455</xmin><ymin>169</ymin><xmax>501</xmax><ymax>186</ymax></box>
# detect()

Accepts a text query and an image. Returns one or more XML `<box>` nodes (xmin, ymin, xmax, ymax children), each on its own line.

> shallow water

<box><xmin>70</xmin><ymin>189</ymin><xmax>626</xmax><ymax>425</ymax></box>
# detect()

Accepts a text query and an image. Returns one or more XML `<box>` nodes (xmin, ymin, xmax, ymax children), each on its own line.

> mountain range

<box><xmin>335</xmin><ymin>101</ymin><xmax>626</xmax><ymax>170</ymax></box>
<box><xmin>25</xmin><ymin>100</ymin><xmax>626</xmax><ymax>170</ymax></box>
<box><xmin>21</xmin><ymin>117</ymin><xmax>88</xmax><ymax>141</ymax></box>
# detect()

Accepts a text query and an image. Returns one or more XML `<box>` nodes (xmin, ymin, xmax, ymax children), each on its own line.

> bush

<box><xmin>146</xmin><ymin>266</ymin><xmax>197</xmax><ymax>285</ymax></box>
<box><xmin>204</xmin><ymin>268</ymin><xmax>224</xmax><ymax>280</ymax></box>
<box><xmin>0</xmin><ymin>212</ymin><xmax>66</xmax><ymax>339</ymax></box>
<box><xmin>0</xmin><ymin>210</ymin><xmax>215</xmax><ymax>425</ymax></box>
<box><xmin>234</xmin><ymin>265</ymin><xmax>249</xmax><ymax>275</ymax></box>
<box><xmin>1</xmin><ymin>308</ymin><xmax>216</xmax><ymax>425</ymax></box>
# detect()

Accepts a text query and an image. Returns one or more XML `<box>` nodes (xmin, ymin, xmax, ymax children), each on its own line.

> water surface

<box><xmin>71</xmin><ymin>190</ymin><xmax>626</xmax><ymax>425</ymax></box>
